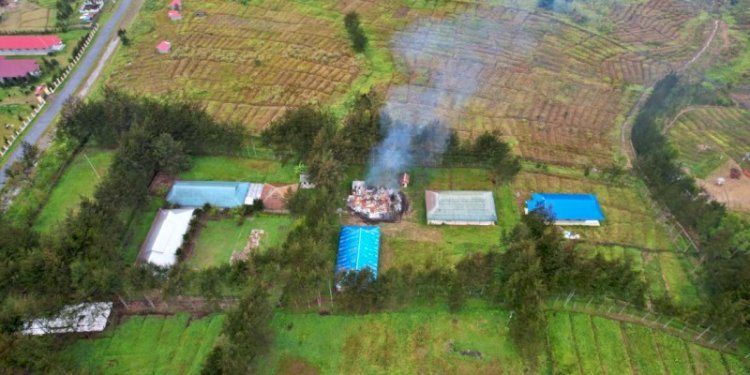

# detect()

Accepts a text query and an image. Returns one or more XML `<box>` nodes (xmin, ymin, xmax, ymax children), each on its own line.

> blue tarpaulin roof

<box><xmin>166</xmin><ymin>181</ymin><xmax>250</xmax><ymax>208</ymax></box>
<box><xmin>336</xmin><ymin>226</ymin><xmax>380</xmax><ymax>277</ymax></box>
<box><xmin>526</xmin><ymin>193</ymin><xmax>605</xmax><ymax>221</ymax></box>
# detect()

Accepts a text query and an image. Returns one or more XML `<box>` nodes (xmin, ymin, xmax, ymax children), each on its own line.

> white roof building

<box><xmin>23</xmin><ymin>302</ymin><xmax>112</xmax><ymax>335</ymax></box>
<box><xmin>141</xmin><ymin>208</ymin><xmax>195</xmax><ymax>267</ymax></box>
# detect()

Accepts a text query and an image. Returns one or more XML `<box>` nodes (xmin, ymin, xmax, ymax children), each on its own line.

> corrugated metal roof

<box><xmin>336</xmin><ymin>226</ymin><xmax>380</xmax><ymax>277</ymax></box>
<box><xmin>23</xmin><ymin>302</ymin><xmax>112</xmax><ymax>336</ymax></box>
<box><xmin>526</xmin><ymin>193</ymin><xmax>605</xmax><ymax>221</ymax></box>
<box><xmin>244</xmin><ymin>183</ymin><xmax>265</xmax><ymax>205</ymax></box>
<box><xmin>142</xmin><ymin>208</ymin><xmax>195</xmax><ymax>267</ymax></box>
<box><xmin>0</xmin><ymin>35</ymin><xmax>62</xmax><ymax>50</ymax></box>
<box><xmin>425</xmin><ymin>190</ymin><xmax>497</xmax><ymax>223</ymax></box>
<box><xmin>167</xmin><ymin>181</ymin><xmax>250</xmax><ymax>208</ymax></box>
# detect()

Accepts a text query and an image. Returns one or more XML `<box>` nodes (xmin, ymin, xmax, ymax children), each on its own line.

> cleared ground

<box><xmin>178</xmin><ymin>155</ymin><xmax>298</xmax><ymax>183</ymax></box>
<box><xmin>61</xmin><ymin>313</ymin><xmax>224</xmax><ymax>374</ymax></box>
<box><xmin>257</xmin><ymin>306</ymin><xmax>746</xmax><ymax>374</ymax></box>
<box><xmin>667</xmin><ymin>106</ymin><xmax>750</xmax><ymax>212</ymax></box>
<box><xmin>187</xmin><ymin>214</ymin><xmax>295</xmax><ymax>269</ymax></box>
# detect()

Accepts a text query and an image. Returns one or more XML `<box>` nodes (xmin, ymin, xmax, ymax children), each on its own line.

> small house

<box><xmin>170</xmin><ymin>0</ymin><xmax>182</xmax><ymax>10</ymax></box>
<box><xmin>525</xmin><ymin>193</ymin><xmax>605</xmax><ymax>226</ymax></box>
<box><xmin>34</xmin><ymin>85</ymin><xmax>49</xmax><ymax>103</ymax></box>
<box><xmin>168</xmin><ymin>10</ymin><xmax>182</xmax><ymax>21</ymax></box>
<box><xmin>156</xmin><ymin>41</ymin><xmax>171</xmax><ymax>54</ymax></box>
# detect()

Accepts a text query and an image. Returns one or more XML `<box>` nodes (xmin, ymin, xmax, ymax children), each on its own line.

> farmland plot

<box><xmin>110</xmin><ymin>0</ymin><xmax>362</xmax><ymax>131</ymax></box>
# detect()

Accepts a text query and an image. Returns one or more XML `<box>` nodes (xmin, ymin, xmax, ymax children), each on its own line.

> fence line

<box><xmin>0</xmin><ymin>24</ymin><xmax>99</xmax><ymax>159</ymax></box>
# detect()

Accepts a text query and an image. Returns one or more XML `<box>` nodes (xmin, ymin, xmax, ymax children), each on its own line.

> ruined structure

<box><xmin>347</xmin><ymin>181</ymin><xmax>406</xmax><ymax>223</ymax></box>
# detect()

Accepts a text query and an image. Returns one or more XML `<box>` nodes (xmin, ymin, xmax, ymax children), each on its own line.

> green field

<box><xmin>258</xmin><ymin>306</ymin><xmax>746</xmax><ymax>375</ymax></box>
<box><xmin>62</xmin><ymin>313</ymin><xmax>224</xmax><ymax>374</ymax></box>
<box><xmin>33</xmin><ymin>149</ymin><xmax>115</xmax><ymax>233</ymax></box>
<box><xmin>667</xmin><ymin>107</ymin><xmax>750</xmax><ymax>178</ymax></box>
<box><xmin>187</xmin><ymin>214</ymin><xmax>296</xmax><ymax>269</ymax></box>
<box><xmin>179</xmin><ymin>156</ymin><xmax>298</xmax><ymax>183</ymax></box>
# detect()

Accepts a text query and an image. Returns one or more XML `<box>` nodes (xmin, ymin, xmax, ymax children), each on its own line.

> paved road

<box><xmin>0</xmin><ymin>0</ymin><xmax>132</xmax><ymax>188</ymax></box>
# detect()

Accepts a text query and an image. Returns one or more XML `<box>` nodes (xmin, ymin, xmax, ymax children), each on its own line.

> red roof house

<box><xmin>0</xmin><ymin>58</ymin><xmax>40</xmax><ymax>82</ymax></box>
<box><xmin>168</xmin><ymin>10</ymin><xmax>182</xmax><ymax>21</ymax></box>
<box><xmin>261</xmin><ymin>183</ymin><xmax>298</xmax><ymax>213</ymax></box>
<box><xmin>156</xmin><ymin>41</ymin><xmax>171</xmax><ymax>54</ymax></box>
<box><xmin>170</xmin><ymin>0</ymin><xmax>182</xmax><ymax>10</ymax></box>
<box><xmin>0</xmin><ymin>36</ymin><xmax>64</xmax><ymax>55</ymax></box>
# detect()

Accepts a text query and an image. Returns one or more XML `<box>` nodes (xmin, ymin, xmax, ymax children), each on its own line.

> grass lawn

<box><xmin>591</xmin><ymin>316</ymin><xmax>633</xmax><ymax>375</ymax></box>
<box><xmin>61</xmin><ymin>313</ymin><xmax>224</xmax><ymax>375</ymax></box>
<box><xmin>570</xmin><ymin>314</ymin><xmax>604</xmax><ymax>374</ymax></box>
<box><xmin>622</xmin><ymin>323</ymin><xmax>668</xmax><ymax>375</ymax></box>
<box><xmin>187</xmin><ymin>214</ymin><xmax>295</xmax><ymax>269</ymax></box>
<box><xmin>548</xmin><ymin>312</ymin><xmax>581</xmax><ymax>374</ymax></box>
<box><xmin>655</xmin><ymin>332</ymin><xmax>694</xmax><ymax>375</ymax></box>
<box><xmin>33</xmin><ymin>149</ymin><xmax>115</xmax><ymax>233</ymax></box>
<box><xmin>179</xmin><ymin>156</ymin><xmax>298</xmax><ymax>183</ymax></box>
<box><xmin>257</xmin><ymin>305</ymin><xmax>542</xmax><ymax>375</ymax></box>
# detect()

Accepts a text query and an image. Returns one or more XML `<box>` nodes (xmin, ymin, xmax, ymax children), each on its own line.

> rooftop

<box><xmin>0</xmin><ymin>59</ymin><xmax>39</xmax><ymax>79</ymax></box>
<box><xmin>166</xmin><ymin>180</ymin><xmax>250</xmax><ymax>208</ymax></box>
<box><xmin>23</xmin><ymin>302</ymin><xmax>112</xmax><ymax>336</ymax></box>
<box><xmin>336</xmin><ymin>226</ymin><xmax>380</xmax><ymax>277</ymax></box>
<box><xmin>526</xmin><ymin>193</ymin><xmax>605</xmax><ymax>222</ymax></box>
<box><xmin>141</xmin><ymin>208</ymin><xmax>195</xmax><ymax>267</ymax></box>
<box><xmin>0</xmin><ymin>35</ymin><xmax>62</xmax><ymax>50</ymax></box>
<box><xmin>425</xmin><ymin>190</ymin><xmax>497</xmax><ymax>224</ymax></box>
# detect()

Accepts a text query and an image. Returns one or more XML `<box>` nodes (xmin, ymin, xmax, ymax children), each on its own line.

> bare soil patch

<box><xmin>699</xmin><ymin>159</ymin><xmax>750</xmax><ymax>213</ymax></box>
<box><xmin>0</xmin><ymin>0</ymin><xmax>52</xmax><ymax>31</ymax></box>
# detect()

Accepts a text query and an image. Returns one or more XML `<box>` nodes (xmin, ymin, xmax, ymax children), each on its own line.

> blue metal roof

<box><xmin>336</xmin><ymin>226</ymin><xmax>380</xmax><ymax>277</ymax></box>
<box><xmin>526</xmin><ymin>193</ymin><xmax>605</xmax><ymax>222</ymax></box>
<box><xmin>166</xmin><ymin>181</ymin><xmax>250</xmax><ymax>208</ymax></box>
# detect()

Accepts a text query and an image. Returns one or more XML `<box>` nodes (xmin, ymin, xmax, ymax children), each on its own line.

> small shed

<box><xmin>170</xmin><ymin>0</ymin><xmax>182</xmax><ymax>10</ymax></box>
<box><xmin>168</xmin><ymin>10</ymin><xmax>182</xmax><ymax>21</ymax></box>
<box><xmin>425</xmin><ymin>190</ymin><xmax>497</xmax><ymax>225</ymax></box>
<box><xmin>336</xmin><ymin>226</ymin><xmax>380</xmax><ymax>277</ymax></box>
<box><xmin>299</xmin><ymin>173</ymin><xmax>315</xmax><ymax>189</ymax></box>
<box><xmin>525</xmin><ymin>193</ymin><xmax>605</xmax><ymax>226</ymax></box>
<box><xmin>141</xmin><ymin>208</ymin><xmax>195</xmax><ymax>267</ymax></box>
<box><xmin>22</xmin><ymin>302</ymin><xmax>113</xmax><ymax>336</ymax></box>
<box><xmin>261</xmin><ymin>183</ymin><xmax>298</xmax><ymax>213</ymax></box>
<box><xmin>156</xmin><ymin>41</ymin><xmax>171</xmax><ymax>54</ymax></box>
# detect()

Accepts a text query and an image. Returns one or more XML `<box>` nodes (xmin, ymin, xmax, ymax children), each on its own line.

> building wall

<box><xmin>553</xmin><ymin>220</ymin><xmax>601</xmax><ymax>227</ymax></box>
<box><xmin>427</xmin><ymin>220</ymin><xmax>496</xmax><ymax>226</ymax></box>
<box><xmin>0</xmin><ymin>46</ymin><xmax>62</xmax><ymax>56</ymax></box>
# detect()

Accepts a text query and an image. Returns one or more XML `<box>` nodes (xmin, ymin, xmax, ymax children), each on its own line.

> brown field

<box><xmin>0</xmin><ymin>0</ymin><xmax>54</xmax><ymax>31</ymax></box>
<box><xmin>700</xmin><ymin>160</ymin><xmax>750</xmax><ymax>213</ymax></box>
<box><xmin>109</xmin><ymin>0</ymin><xmax>363</xmax><ymax>129</ymax></box>
<box><xmin>110</xmin><ymin>0</ymin><xmax>710</xmax><ymax>166</ymax></box>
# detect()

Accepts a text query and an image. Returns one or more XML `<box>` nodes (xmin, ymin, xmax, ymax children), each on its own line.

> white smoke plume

<box><xmin>366</xmin><ymin>11</ymin><xmax>539</xmax><ymax>187</ymax></box>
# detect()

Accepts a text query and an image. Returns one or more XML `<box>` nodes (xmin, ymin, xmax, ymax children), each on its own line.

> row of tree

<box><xmin>0</xmin><ymin>90</ymin><xmax>246</xmax><ymax>372</ymax></box>
<box><xmin>631</xmin><ymin>74</ymin><xmax>750</xmax><ymax>339</ymax></box>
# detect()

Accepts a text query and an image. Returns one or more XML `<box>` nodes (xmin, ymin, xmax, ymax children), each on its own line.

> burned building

<box><xmin>347</xmin><ymin>181</ymin><xmax>406</xmax><ymax>222</ymax></box>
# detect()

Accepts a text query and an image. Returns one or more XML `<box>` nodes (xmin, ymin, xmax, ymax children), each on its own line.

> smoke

<box><xmin>366</xmin><ymin>12</ymin><xmax>538</xmax><ymax>187</ymax></box>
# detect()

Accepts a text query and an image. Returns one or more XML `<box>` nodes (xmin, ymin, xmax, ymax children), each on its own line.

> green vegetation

<box><xmin>570</xmin><ymin>314</ymin><xmax>604</xmax><ymax>374</ymax></box>
<box><xmin>344</xmin><ymin>12</ymin><xmax>368</xmax><ymax>53</ymax></box>
<box><xmin>592</xmin><ymin>317</ymin><xmax>633</xmax><ymax>374</ymax></box>
<box><xmin>187</xmin><ymin>215</ymin><xmax>295</xmax><ymax>269</ymax></box>
<box><xmin>62</xmin><ymin>314</ymin><xmax>225</xmax><ymax>374</ymax></box>
<box><xmin>548</xmin><ymin>312</ymin><xmax>580</xmax><ymax>373</ymax></box>
<box><xmin>179</xmin><ymin>156</ymin><xmax>298</xmax><ymax>183</ymax></box>
<box><xmin>33</xmin><ymin>149</ymin><xmax>114</xmax><ymax>233</ymax></box>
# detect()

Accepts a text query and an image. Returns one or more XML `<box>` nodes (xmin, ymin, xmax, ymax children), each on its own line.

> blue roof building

<box><xmin>166</xmin><ymin>181</ymin><xmax>251</xmax><ymax>208</ymax></box>
<box><xmin>525</xmin><ymin>193</ymin><xmax>605</xmax><ymax>226</ymax></box>
<box><xmin>336</xmin><ymin>226</ymin><xmax>380</xmax><ymax>277</ymax></box>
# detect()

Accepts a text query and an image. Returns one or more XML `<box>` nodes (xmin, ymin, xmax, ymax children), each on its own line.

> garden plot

<box><xmin>110</xmin><ymin>0</ymin><xmax>362</xmax><ymax>132</ymax></box>
<box><xmin>61</xmin><ymin>313</ymin><xmax>225</xmax><ymax>374</ymax></box>
<box><xmin>0</xmin><ymin>0</ymin><xmax>54</xmax><ymax>31</ymax></box>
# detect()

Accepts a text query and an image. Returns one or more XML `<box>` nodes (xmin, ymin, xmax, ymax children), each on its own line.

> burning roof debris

<box><xmin>347</xmin><ymin>181</ymin><xmax>407</xmax><ymax>223</ymax></box>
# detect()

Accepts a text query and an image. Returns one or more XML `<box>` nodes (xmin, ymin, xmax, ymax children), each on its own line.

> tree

<box><xmin>344</xmin><ymin>12</ymin><xmax>368</xmax><ymax>52</ymax></box>
<box><xmin>261</xmin><ymin>106</ymin><xmax>334</xmax><ymax>164</ymax></box>
<box><xmin>150</xmin><ymin>133</ymin><xmax>190</xmax><ymax>175</ymax></box>
<box><xmin>307</xmin><ymin>149</ymin><xmax>344</xmax><ymax>193</ymax></box>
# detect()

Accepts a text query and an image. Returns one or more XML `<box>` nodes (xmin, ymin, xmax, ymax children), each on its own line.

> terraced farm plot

<box><xmin>668</xmin><ymin>107</ymin><xmax>750</xmax><ymax>178</ymax></box>
<box><xmin>62</xmin><ymin>314</ymin><xmax>225</xmax><ymax>375</ymax></box>
<box><xmin>110</xmin><ymin>0</ymin><xmax>362</xmax><ymax>132</ymax></box>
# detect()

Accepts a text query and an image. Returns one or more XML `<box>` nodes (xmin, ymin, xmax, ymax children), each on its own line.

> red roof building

<box><xmin>168</xmin><ymin>10</ymin><xmax>182</xmax><ymax>21</ymax></box>
<box><xmin>0</xmin><ymin>36</ymin><xmax>64</xmax><ymax>55</ymax></box>
<box><xmin>170</xmin><ymin>0</ymin><xmax>182</xmax><ymax>10</ymax></box>
<box><xmin>0</xmin><ymin>58</ymin><xmax>40</xmax><ymax>82</ymax></box>
<box><xmin>156</xmin><ymin>41</ymin><xmax>171</xmax><ymax>54</ymax></box>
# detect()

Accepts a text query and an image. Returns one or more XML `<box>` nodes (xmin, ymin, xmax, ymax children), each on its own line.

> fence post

<box><xmin>663</xmin><ymin>318</ymin><xmax>673</xmax><ymax>329</ymax></box>
<box><xmin>585</xmin><ymin>297</ymin><xmax>593</xmax><ymax>309</ymax></box>
<box><xmin>696</xmin><ymin>325</ymin><xmax>712</xmax><ymax>340</ymax></box>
